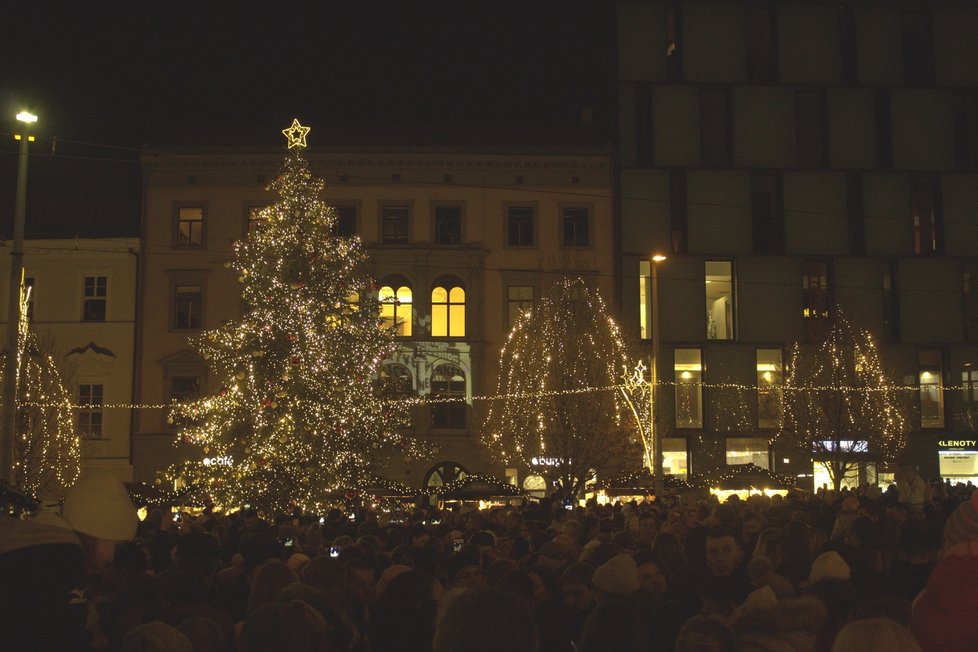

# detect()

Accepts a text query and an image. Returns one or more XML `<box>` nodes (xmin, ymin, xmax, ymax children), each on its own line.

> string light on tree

<box><xmin>163</xmin><ymin>119</ymin><xmax>425</xmax><ymax>514</ymax></box>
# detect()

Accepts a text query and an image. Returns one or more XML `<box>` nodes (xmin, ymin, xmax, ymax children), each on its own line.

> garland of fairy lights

<box><xmin>5</xmin><ymin>285</ymin><xmax>79</xmax><ymax>498</ymax></box>
<box><xmin>159</xmin><ymin>119</ymin><xmax>427</xmax><ymax>514</ymax></box>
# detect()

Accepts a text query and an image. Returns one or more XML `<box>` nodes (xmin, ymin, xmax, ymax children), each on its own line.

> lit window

<box><xmin>431</xmin><ymin>283</ymin><xmax>465</xmax><ymax>337</ymax></box>
<box><xmin>77</xmin><ymin>384</ymin><xmax>103</xmax><ymax>439</ymax></box>
<box><xmin>705</xmin><ymin>261</ymin><xmax>734</xmax><ymax>340</ymax></box>
<box><xmin>379</xmin><ymin>285</ymin><xmax>413</xmax><ymax>336</ymax></box>
<box><xmin>177</xmin><ymin>207</ymin><xmax>204</xmax><ymax>247</ymax></box>
<box><xmin>675</xmin><ymin>349</ymin><xmax>703</xmax><ymax>429</ymax></box>
<box><xmin>919</xmin><ymin>350</ymin><xmax>944</xmax><ymax>428</ymax></box>
<box><xmin>507</xmin><ymin>286</ymin><xmax>534</xmax><ymax>329</ymax></box>
<box><xmin>431</xmin><ymin>364</ymin><xmax>466</xmax><ymax>429</ymax></box>
<box><xmin>173</xmin><ymin>285</ymin><xmax>202</xmax><ymax>330</ymax></box>
<box><xmin>756</xmin><ymin>348</ymin><xmax>782</xmax><ymax>429</ymax></box>
<box><xmin>802</xmin><ymin>261</ymin><xmax>830</xmax><ymax>341</ymax></box>
<box><xmin>662</xmin><ymin>438</ymin><xmax>688</xmax><ymax>479</ymax></box>
<box><xmin>83</xmin><ymin>276</ymin><xmax>107</xmax><ymax>322</ymax></box>
<box><xmin>726</xmin><ymin>437</ymin><xmax>769</xmax><ymax>469</ymax></box>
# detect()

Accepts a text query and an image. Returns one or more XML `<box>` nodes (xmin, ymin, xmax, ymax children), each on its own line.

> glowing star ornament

<box><xmin>282</xmin><ymin>118</ymin><xmax>311</xmax><ymax>149</ymax></box>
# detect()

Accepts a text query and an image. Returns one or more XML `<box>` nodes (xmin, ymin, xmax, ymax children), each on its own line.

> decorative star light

<box><xmin>282</xmin><ymin>118</ymin><xmax>311</xmax><ymax>149</ymax></box>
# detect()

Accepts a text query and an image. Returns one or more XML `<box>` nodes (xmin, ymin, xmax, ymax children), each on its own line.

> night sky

<box><xmin>0</xmin><ymin>1</ymin><xmax>615</xmax><ymax>236</ymax></box>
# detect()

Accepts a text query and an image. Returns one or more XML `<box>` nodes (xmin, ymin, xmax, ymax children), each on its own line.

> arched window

<box><xmin>431</xmin><ymin>363</ymin><xmax>466</xmax><ymax>429</ymax></box>
<box><xmin>379</xmin><ymin>281</ymin><xmax>412</xmax><ymax>337</ymax></box>
<box><xmin>423</xmin><ymin>461</ymin><xmax>469</xmax><ymax>489</ymax></box>
<box><xmin>431</xmin><ymin>280</ymin><xmax>465</xmax><ymax>337</ymax></box>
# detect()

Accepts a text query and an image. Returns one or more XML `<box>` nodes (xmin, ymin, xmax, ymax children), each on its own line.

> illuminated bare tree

<box><xmin>773</xmin><ymin>308</ymin><xmax>907</xmax><ymax>491</ymax></box>
<box><xmin>482</xmin><ymin>278</ymin><xmax>642</xmax><ymax>497</ymax></box>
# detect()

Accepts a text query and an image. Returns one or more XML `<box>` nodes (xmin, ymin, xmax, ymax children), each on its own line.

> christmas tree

<box><xmin>165</xmin><ymin>120</ymin><xmax>419</xmax><ymax>513</ymax></box>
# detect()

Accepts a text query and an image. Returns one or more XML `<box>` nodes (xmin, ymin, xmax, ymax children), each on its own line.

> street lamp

<box><xmin>650</xmin><ymin>254</ymin><xmax>666</xmax><ymax>498</ymax></box>
<box><xmin>1</xmin><ymin>110</ymin><xmax>37</xmax><ymax>486</ymax></box>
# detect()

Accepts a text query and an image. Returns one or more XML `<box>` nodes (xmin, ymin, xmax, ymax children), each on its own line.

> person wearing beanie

<box><xmin>911</xmin><ymin>490</ymin><xmax>978</xmax><ymax>651</ymax></box>
<box><xmin>591</xmin><ymin>553</ymin><xmax>640</xmax><ymax>599</ymax></box>
<box><xmin>808</xmin><ymin>551</ymin><xmax>851</xmax><ymax>584</ymax></box>
<box><xmin>62</xmin><ymin>468</ymin><xmax>140</xmax><ymax>570</ymax></box>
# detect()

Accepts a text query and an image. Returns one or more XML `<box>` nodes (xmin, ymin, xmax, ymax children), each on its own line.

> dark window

<box><xmin>745</xmin><ymin>5</ymin><xmax>778</xmax><ymax>83</ymax></box>
<box><xmin>169</xmin><ymin>376</ymin><xmax>202</xmax><ymax>428</ymax></box>
<box><xmin>177</xmin><ymin>207</ymin><xmax>204</xmax><ymax>247</ymax></box>
<box><xmin>507</xmin><ymin>286</ymin><xmax>534</xmax><ymax>329</ymax></box>
<box><xmin>635</xmin><ymin>83</ymin><xmax>654</xmax><ymax>167</ymax></box>
<box><xmin>964</xmin><ymin>263</ymin><xmax>978</xmax><ymax>341</ymax></box>
<box><xmin>902</xmin><ymin>8</ymin><xmax>935</xmax><ymax>85</ymax></box>
<box><xmin>378</xmin><ymin>364</ymin><xmax>413</xmax><ymax>428</ymax></box>
<box><xmin>670</xmin><ymin>170</ymin><xmax>688</xmax><ymax>254</ymax></box>
<box><xmin>912</xmin><ymin>176</ymin><xmax>942</xmax><ymax>256</ymax></box>
<box><xmin>434</xmin><ymin>205</ymin><xmax>462</xmax><ymax>245</ymax></box>
<box><xmin>751</xmin><ymin>173</ymin><xmax>783</xmax><ymax>255</ymax></box>
<box><xmin>382</xmin><ymin>205</ymin><xmax>409</xmax><ymax>244</ymax></box>
<box><xmin>562</xmin><ymin>207</ymin><xmax>590</xmax><ymax>247</ymax></box>
<box><xmin>507</xmin><ymin>206</ymin><xmax>535</xmax><ymax>246</ymax></box>
<box><xmin>953</xmin><ymin>90</ymin><xmax>978</xmax><ymax>171</ymax></box>
<box><xmin>802</xmin><ymin>261</ymin><xmax>831</xmax><ymax>341</ymax></box>
<box><xmin>247</xmin><ymin>206</ymin><xmax>265</xmax><ymax>235</ymax></box>
<box><xmin>875</xmin><ymin>90</ymin><xmax>893</xmax><ymax>169</ymax></box>
<box><xmin>173</xmin><ymin>285</ymin><xmax>202</xmax><ymax>330</ymax></box>
<box><xmin>795</xmin><ymin>90</ymin><xmax>827</xmax><ymax>169</ymax></box>
<box><xmin>701</xmin><ymin>87</ymin><xmax>732</xmax><ymax>167</ymax></box>
<box><xmin>839</xmin><ymin>4</ymin><xmax>858</xmax><ymax>85</ymax></box>
<box><xmin>883</xmin><ymin>260</ymin><xmax>901</xmax><ymax>342</ymax></box>
<box><xmin>846</xmin><ymin>173</ymin><xmax>865</xmax><ymax>255</ymax></box>
<box><xmin>78</xmin><ymin>384</ymin><xmax>103</xmax><ymax>439</ymax></box>
<box><xmin>83</xmin><ymin>276</ymin><xmax>107</xmax><ymax>322</ymax></box>
<box><xmin>665</xmin><ymin>2</ymin><xmax>684</xmax><ymax>81</ymax></box>
<box><xmin>335</xmin><ymin>205</ymin><xmax>357</xmax><ymax>237</ymax></box>
<box><xmin>431</xmin><ymin>364</ymin><xmax>466</xmax><ymax>429</ymax></box>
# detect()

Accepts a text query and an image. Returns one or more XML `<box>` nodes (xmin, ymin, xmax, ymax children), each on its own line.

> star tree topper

<box><xmin>282</xmin><ymin>118</ymin><xmax>311</xmax><ymax>149</ymax></box>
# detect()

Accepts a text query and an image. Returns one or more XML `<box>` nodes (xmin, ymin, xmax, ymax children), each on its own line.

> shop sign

<box><xmin>938</xmin><ymin>440</ymin><xmax>977</xmax><ymax>449</ymax></box>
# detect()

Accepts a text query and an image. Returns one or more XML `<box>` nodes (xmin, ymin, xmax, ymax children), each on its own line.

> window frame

<box><xmin>674</xmin><ymin>348</ymin><xmax>704</xmax><ymax>430</ymax></box>
<box><xmin>167</xmin><ymin>270</ymin><xmax>209</xmax><ymax>332</ymax></box>
<box><xmin>244</xmin><ymin>203</ymin><xmax>270</xmax><ymax>237</ymax></box>
<box><xmin>174</xmin><ymin>203</ymin><xmax>207</xmax><ymax>249</ymax></box>
<box><xmin>379</xmin><ymin>277</ymin><xmax>414</xmax><ymax>337</ymax></box>
<box><xmin>725</xmin><ymin>436</ymin><xmax>770</xmax><ymax>469</ymax></box>
<box><xmin>505</xmin><ymin>204</ymin><xmax>537</xmax><ymax>248</ymax></box>
<box><xmin>430</xmin><ymin>363</ymin><xmax>467</xmax><ymax>430</ymax></box>
<box><xmin>433</xmin><ymin>203</ymin><xmax>464</xmax><ymax>246</ymax></box>
<box><xmin>431</xmin><ymin>278</ymin><xmax>466</xmax><ymax>338</ymax></box>
<box><xmin>173</xmin><ymin>284</ymin><xmax>203</xmax><ymax>331</ymax></box>
<box><xmin>802</xmin><ymin>260</ymin><xmax>831</xmax><ymax>341</ymax></box>
<box><xmin>756</xmin><ymin>348</ymin><xmax>783</xmax><ymax>430</ymax></box>
<box><xmin>333</xmin><ymin>203</ymin><xmax>359</xmax><ymax>238</ymax></box>
<box><xmin>380</xmin><ymin>202</ymin><xmax>411</xmax><ymax>245</ymax></box>
<box><xmin>507</xmin><ymin>285</ymin><xmax>535</xmax><ymax>330</ymax></box>
<box><xmin>560</xmin><ymin>205</ymin><xmax>591</xmax><ymax>248</ymax></box>
<box><xmin>82</xmin><ymin>275</ymin><xmax>108</xmax><ymax>322</ymax></box>
<box><xmin>77</xmin><ymin>383</ymin><xmax>104</xmax><ymax>440</ymax></box>
<box><xmin>705</xmin><ymin>260</ymin><xmax>735</xmax><ymax>341</ymax></box>
<box><xmin>918</xmin><ymin>349</ymin><xmax>945</xmax><ymax>429</ymax></box>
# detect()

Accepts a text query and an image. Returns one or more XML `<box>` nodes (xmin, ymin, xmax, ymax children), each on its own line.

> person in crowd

<box><xmin>433</xmin><ymin>587</ymin><xmax>539</xmax><ymax>652</ymax></box>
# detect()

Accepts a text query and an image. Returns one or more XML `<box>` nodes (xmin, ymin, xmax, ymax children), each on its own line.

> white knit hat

<box><xmin>592</xmin><ymin>553</ymin><xmax>640</xmax><ymax>596</ymax></box>
<box><xmin>808</xmin><ymin>551</ymin><xmax>850</xmax><ymax>583</ymax></box>
<box><xmin>62</xmin><ymin>469</ymin><xmax>138</xmax><ymax>541</ymax></box>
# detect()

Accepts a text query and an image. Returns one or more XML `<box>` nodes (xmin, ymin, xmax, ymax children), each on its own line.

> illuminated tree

<box><xmin>3</xmin><ymin>291</ymin><xmax>79</xmax><ymax>499</ymax></box>
<box><xmin>773</xmin><ymin>308</ymin><xmax>907</xmax><ymax>491</ymax></box>
<box><xmin>482</xmin><ymin>278</ymin><xmax>642</xmax><ymax>498</ymax></box>
<box><xmin>165</xmin><ymin>122</ymin><xmax>420</xmax><ymax>513</ymax></box>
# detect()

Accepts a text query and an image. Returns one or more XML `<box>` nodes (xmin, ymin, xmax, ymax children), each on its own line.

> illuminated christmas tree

<box><xmin>482</xmin><ymin>277</ymin><xmax>642</xmax><ymax>498</ymax></box>
<box><xmin>165</xmin><ymin>120</ymin><xmax>419</xmax><ymax>513</ymax></box>
<box><xmin>774</xmin><ymin>307</ymin><xmax>908</xmax><ymax>491</ymax></box>
<box><xmin>3</xmin><ymin>284</ymin><xmax>79</xmax><ymax>499</ymax></box>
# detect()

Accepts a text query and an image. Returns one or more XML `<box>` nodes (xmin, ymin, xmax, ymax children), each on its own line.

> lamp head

<box><xmin>652</xmin><ymin>254</ymin><xmax>667</xmax><ymax>262</ymax></box>
<box><xmin>16</xmin><ymin>111</ymin><xmax>38</xmax><ymax>124</ymax></box>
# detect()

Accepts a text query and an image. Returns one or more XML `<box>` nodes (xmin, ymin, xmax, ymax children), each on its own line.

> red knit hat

<box><xmin>944</xmin><ymin>491</ymin><xmax>978</xmax><ymax>548</ymax></box>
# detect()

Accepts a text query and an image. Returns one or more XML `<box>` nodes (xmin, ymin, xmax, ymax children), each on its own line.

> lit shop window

<box><xmin>919</xmin><ymin>350</ymin><xmax>944</xmax><ymax>428</ymax></box>
<box><xmin>725</xmin><ymin>437</ymin><xmax>769</xmax><ymax>469</ymax></box>
<box><xmin>756</xmin><ymin>348</ymin><xmax>782</xmax><ymax>429</ymax></box>
<box><xmin>674</xmin><ymin>349</ymin><xmax>703</xmax><ymax>429</ymax></box>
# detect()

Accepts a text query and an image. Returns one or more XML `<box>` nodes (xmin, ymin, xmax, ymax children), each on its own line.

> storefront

<box><xmin>937</xmin><ymin>439</ymin><xmax>978</xmax><ymax>486</ymax></box>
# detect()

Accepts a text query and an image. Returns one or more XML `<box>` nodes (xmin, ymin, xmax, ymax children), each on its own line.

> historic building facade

<box><xmin>134</xmin><ymin>145</ymin><xmax>614</xmax><ymax>491</ymax></box>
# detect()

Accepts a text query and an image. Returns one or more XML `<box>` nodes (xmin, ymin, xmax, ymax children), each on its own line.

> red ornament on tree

<box><xmin>258</xmin><ymin>458</ymin><xmax>268</xmax><ymax>467</ymax></box>
<box><xmin>291</xmin><ymin>356</ymin><xmax>301</xmax><ymax>365</ymax></box>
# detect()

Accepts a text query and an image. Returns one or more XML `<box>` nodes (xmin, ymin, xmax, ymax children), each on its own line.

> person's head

<box><xmin>831</xmin><ymin>618</ymin><xmax>920</xmax><ymax>652</ymax></box>
<box><xmin>740</xmin><ymin>508</ymin><xmax>765</xmax><ymax>543</ymax></box>
<box><xmin>177</xmin><ymin>617</ymin><xmax>225</xmax><ymax>652</ymax></box>
<box><xmin>637</xmin><ymin>512</ymin><xmax>659</xmax><ymax>545</ymax></box>
<box><xmin>433</xmin><ymin>588</ymin><xmax>538</xmax><ymax>652</ymax></box>
<box><xmin>121</xmin><ymin>621</ymin><xmax>193</xmax><ymax>652</ymax></box>
<box><xmin>62</xmin><ymin>469</ymin><xmax>139</xmax><ymax>569</ymax></box>
<box><xmin>705</xmin><ymin>527</ymin><xmax>743</xmax><ymax>577</ymax></box>
<box><xmin>369</xmin><ymin>570</ymin><xmax>443</xmax><ymax>652</ymax></box>
<box><xmin>247</xmin><ymin>560</ymin><xmax>299</xmax><ymax>614</ymax></box>
<box><xmin>675</xmin><ymin>614</ymin><xmax>737</xmax><ymax>652</ymax></box>
<box><xmin>238</xmin><ymin>601</ymin><xmax>321</xmax><ymax>652</ymax></box>
<box><xmin>560</xmin><ymin>562</ymin><xmax>596</xmax><ymax>613</ymax></box>
<box><xmin>632</xmin><ymin>550</ymin><xmax>666</xmax><ymax>596</ymax></box>
<box><xmin>300</xmin><ymin>555</ymin><xmax>347</xmax><ymax>594</ymax></box>
<box><xmin>345</xmin><ymin>557</ymin><xmax>376</xmax><ymax>605</ymax></box>
<box><xmin>591</xmin><ymin>553</ymin><xmax>640</xmax><ymax>599</ymax></box>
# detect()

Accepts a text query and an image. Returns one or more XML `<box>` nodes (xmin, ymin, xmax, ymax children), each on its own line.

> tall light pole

<box><xmin>1</xmin><ymin>111</ymin><xmax>37</xmax><ymax>486</ymax></box>
<box><xmin>650</xmin><ymin>253</ymin><xmax>666</xmax><ymax>499</ymax></box>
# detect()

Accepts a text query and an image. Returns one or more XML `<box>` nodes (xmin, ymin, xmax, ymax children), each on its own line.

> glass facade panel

<box><xmin>919</xmin><ymin>349</ymin><xmax>944</xmax><ymax>428</ymax></box>
<box><xmin>725</xmin><ymin>437</ymin><xmax>769</xmax><ymax>469</ymax></box>
<box><xmin>757</xmin><ymin>348</ymin><xmax>782</xmax><ymax>429</ymax></box>
<box><xmin>674</xmin><ymin>349</ymin><xmax>703</xmax><ymax>429</ymax></box>
<box><xmin>705</xmin><ymin>261</ymin><xmax>734</xmax><ymax>340</ymax></box>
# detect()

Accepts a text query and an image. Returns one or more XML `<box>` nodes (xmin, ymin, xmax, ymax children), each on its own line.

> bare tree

<box><xmin>773</xmin><ymin>308</ymin><xmax>908</xmax><ymax>491</ymax></box>
<box><xmin>482</xmin><ymin>278</ymin><xmax>642</xmax><ymax>497</ymax></box>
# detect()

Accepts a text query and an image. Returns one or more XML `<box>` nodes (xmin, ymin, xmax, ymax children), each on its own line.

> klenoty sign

<box><xmin>938</xmin><ymin>440</ymin><xmax>978</xmax><ymax>448</ymax></box>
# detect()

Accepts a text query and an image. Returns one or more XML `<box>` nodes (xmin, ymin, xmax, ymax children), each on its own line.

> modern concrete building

<box><xmin>616</xmin><ymin>1</ymin><xmax>978</xmax><ymax>488</ymax></box>
<box><xmin>0</xmin><ymin>238</ymin><xmax>140</xmax><ymax>483</ymax></box>
<box><xmin>134</xmin><ymin>145</ymin><xmax>614</xmax><ymax>492</ymax></box>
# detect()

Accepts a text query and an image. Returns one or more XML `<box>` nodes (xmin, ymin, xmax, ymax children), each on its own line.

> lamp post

<box><xmin>650</xmin><ymin>254</ymin><xmax>666</xmax><ymax>499</ymax></box>
<box><xmin>1</xmin><ymin>111</ymin><xmax>36</xmax><ymax>486</ymax></box>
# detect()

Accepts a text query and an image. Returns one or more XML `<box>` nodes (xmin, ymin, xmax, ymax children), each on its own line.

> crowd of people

<box><xmin>2</xmin><ymin>468</ymin><xmax>977</xmax><ymax>652</ymax></box>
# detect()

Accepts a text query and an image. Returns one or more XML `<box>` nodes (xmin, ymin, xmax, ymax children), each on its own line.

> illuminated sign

<box><xmin>938</xmin><ymin>440</ymin><xmax>977</xmax><ymax>448</ymax></box>
<box><xmin>531</xmin><ymin>457</ymin><xmax>567</xmax><ymax>467</ymax></box>
<box><xmin>203</xmin><ymin>456</ymin><xmax>233</xmax><ymax>467</ymax></box>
